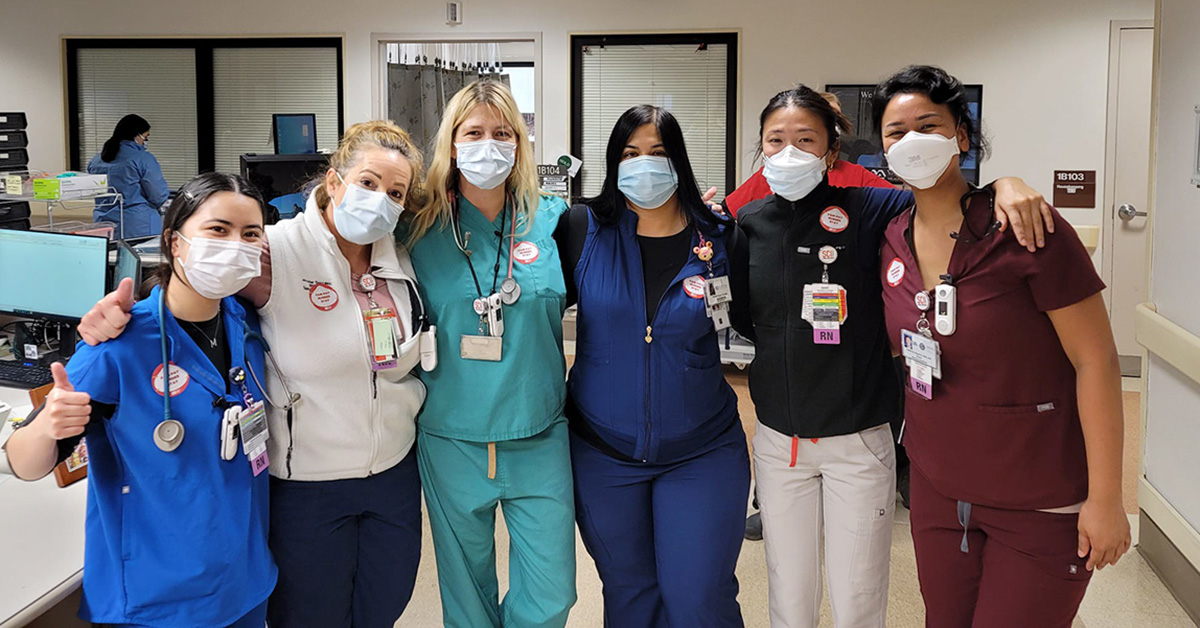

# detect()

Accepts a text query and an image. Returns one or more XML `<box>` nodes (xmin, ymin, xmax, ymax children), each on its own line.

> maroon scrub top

<box><xmin>880</xmin><ymin>203</ymin><xmax>1105</xmax><ymax>510</ymax></box>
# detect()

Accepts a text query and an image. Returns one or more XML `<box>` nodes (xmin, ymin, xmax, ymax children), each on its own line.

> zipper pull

<box><xmin>644</xmin><ymin>326</ymin><xmax>653</xmax><ymax>344</ymax></box>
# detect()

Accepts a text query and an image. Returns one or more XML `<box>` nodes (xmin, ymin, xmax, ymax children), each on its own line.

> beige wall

<box><xmin>1</xmin><ymin>0</ymin><xmax>1152</xmax><ymax>236</ymax></box>
<box><xmin>1143</xmin><ymin>0</ymin><xmax>1200</xmax><ymax>537</ymax></box>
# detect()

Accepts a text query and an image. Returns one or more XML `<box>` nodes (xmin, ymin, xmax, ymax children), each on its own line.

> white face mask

<box><xmin>762</xmin><ymin>145</ymin><xmax>827</xmax><ymax>202</ymax></box>
<box><xmin>455</xmin><ymin>139</ymin><xmax>517</xmax><ymax>190</ymax></box>
<box><xmin>617</xmin><ymin>156</ymin><xmax>679</xmax><ymax>209</ymax></box>
<box><xmin>332</xmin><ymin>172</ymin><xmax>405</xmax><ymax>245</ymax></box>
<box><xmin>177</xmin><ymin>235</ymin><xmax>262</xmax><ymax>299</ymax></box>
<box><xmin>885</xmin><ymin>131</ymin><xmax>962</xmax><ymax>190</ymax></box>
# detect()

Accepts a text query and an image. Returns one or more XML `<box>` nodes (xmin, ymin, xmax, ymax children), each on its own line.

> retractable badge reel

<box><xmin>695</xmin><ymin>235</ymin><xmax>733</xmax><ymax>331</ymax></box>
<box><xmin>801</xmin><ymin>245</ymin><xmax>848</xmax><ymax>345</ymax></box>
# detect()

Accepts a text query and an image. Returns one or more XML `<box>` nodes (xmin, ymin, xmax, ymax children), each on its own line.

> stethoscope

<box><xmin>155</xmin><ymin>292</ymin><xmax>303</xmax><ymax>453</ymax></box>
<box><xmin>450</xmin><ymin>190</ymin><xmax>522</xmax><ymax>306</ymax></box>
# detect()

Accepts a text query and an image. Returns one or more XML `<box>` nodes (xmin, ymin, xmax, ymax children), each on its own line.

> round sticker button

<box><xmin>818</xmin><ymin>245</ymin><xmax>838</xmax><ymax>265</ymax></box>
<box><xmin>914</xmin><ymin>291</ymin><xmax>931</xmax><ymax>311</ymax></box>
<box><xmin>513</xmin><ymin>241</ymin><xmax>540</xmax><ymax>264</ymax></box>
<box><xmin>682</xmin><ymin>275</ymin><xmax>707</xmax><ymax>299</ymax></box>
<box><xmin>886</xmin><ymin>258</ymin><xmax>906</xmax><ymax>287</ymax></box>
<box><xmin>309</xmin><ymin>283</ymin><xmax>339</xmax><ymax>311</ymax></box>
<box><xmin>152</xmin><ymin>362</ymin><xmax>190</xmax><ymax>398</ymax></box>
<box><xmin>820</xmin><ymin>206</ymin><xmax>850</xmax><ymax>233</ymax></box>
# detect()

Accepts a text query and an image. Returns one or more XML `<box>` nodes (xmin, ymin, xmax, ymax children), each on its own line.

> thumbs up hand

<box><xmin>35</xmin><ymin>363</ymin><xmax>92</xmax><ymax>440</ymax></box>
<box><xmin>79</xmin><ymin>277</ymin><xmax>136</xmax><ymax>346</ymax></box>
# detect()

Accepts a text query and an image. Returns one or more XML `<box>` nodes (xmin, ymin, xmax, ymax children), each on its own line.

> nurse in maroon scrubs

<box><xmin>874</xmin><ymin>65</ymin><xmax>1130</xmax><ymax>628</ymax></box>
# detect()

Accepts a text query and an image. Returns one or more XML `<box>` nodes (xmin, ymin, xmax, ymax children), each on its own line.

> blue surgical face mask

<box><xmin>617</xmin><ymin>156</ymin><xmax>679</xmax><ymax>209</ymax></box>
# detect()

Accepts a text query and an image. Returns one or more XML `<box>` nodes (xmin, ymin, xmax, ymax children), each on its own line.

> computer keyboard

<box><xmin>0</xmin><ymin>361</ymin><xmax>53</xmax><ymax>389</ymax></box>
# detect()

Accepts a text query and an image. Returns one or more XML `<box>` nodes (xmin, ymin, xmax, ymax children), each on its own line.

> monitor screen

<box><xmin>0</xmin><ymin>230</ymin><xmax>108</xmax><ymax>320</ymax></box>
<box><xmin>274</xmin><ymin>113</ymin><xmax>318</xmax><ymax>155</ymax></box>
<box><xmin>113</xmin><ymin>240</ymin><xmax>142</xmax><ymax>291</ymax></box>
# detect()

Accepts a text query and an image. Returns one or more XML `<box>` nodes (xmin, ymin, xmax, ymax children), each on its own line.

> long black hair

<box><xmin>755</xmin><ymin>85</ymin><xmax>852</xmax><ymax>164</ymax></box>
<box><xmin>156</xmin><ymin>172</ymin><xmax>267</xmax><ymax>290</ymax></box>
<box><xmin>871</xmin><ymin>65</ymin><xmax>990</xmax><ymax>159</ymax></box>
<box><xmin>584</xmin><ymin>105</ymin><xmax>728</xmax><ymax>235</ymax></box>
<box><xmin>101</xmin><ymin>114</ymin><xmax>150</xmax><ymax>163</ymax></box>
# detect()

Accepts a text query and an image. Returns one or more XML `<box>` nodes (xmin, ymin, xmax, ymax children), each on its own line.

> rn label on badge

<box><xmin>820</xmin><ymin>206</ymin><xmax>849</xmax><ymax>233</ymax></box>
<box><xmin>309</xmin><ymin>283</ymin><xmax>339</xmax><ymax>311</ymax></box>
<box><xmin>886</xmin><ymin>258</ymin><xmax>905</xmax><ymax>287</ymax></box>
<box><xmin>683</xmin><ymin>275</ymin><xmax>706</xmax><ymax>299</ymax></box>
<box><xmin>152</xmin><ymin>362</ymin><xmax>190</xmax><ymax>397</ymax></box>
<box><xmin>513</xmin><ymin>241</ymin><xmax>540</xmax><ymax>264</ymax></box>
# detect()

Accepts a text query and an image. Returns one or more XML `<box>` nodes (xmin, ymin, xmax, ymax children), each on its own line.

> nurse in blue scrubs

<box><xmin>3</xmin><ymin>172</ymin><xmax>276</xmax><ymax>628</ymax></box>
<box><xmin>403</xmin><ymin>78</ymin><xmax>577</xmax><ymax>628</ymax></box>
<box><xmin>87</xmin><ymin>114</ymin><xmax>171</xmax><ymax>238</ymax></box>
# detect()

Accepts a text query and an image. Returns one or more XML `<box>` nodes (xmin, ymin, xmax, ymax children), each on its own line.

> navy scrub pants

<box><xmin>266</xmin><ymin>448</ymin><xmax>422</xmax><ymax>628</ymax></box>
<box><xmin>571</xmin><ymin>422</ymin><xmax>751</xmax><ymax>628</ymax></box>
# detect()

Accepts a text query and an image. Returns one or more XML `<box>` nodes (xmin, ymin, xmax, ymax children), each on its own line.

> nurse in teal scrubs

<box><xmin>403</xmin><ymin>79</ymin><xmax>576</xmax><ymax>627</ymax></box>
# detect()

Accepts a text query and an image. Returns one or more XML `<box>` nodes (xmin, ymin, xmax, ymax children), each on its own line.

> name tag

<box><xmin>460</xmin><ymin>334</ymin><xmax>502</xmax><ymax>362</ymax></box>
<box><xmin>901</xmin><ymin>329</ymin><xmax>941</xmax><ymax>378</ymax></box>
<box><xmin>239</xmin><ymin>401</ymin><xmax>270</xmax><ymax>476</ymax></box>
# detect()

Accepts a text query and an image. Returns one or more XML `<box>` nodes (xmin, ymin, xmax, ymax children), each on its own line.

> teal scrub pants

<box><xmin>418</xmin><ymin>420</ymin><xmax>577</xmax><ymax>628</ymax></box>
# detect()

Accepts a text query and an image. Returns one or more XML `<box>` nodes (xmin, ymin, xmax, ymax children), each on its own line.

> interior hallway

<box><xmin>395</xmin><ymin>367</ymin><xmax>1195</xmax><ymax>627</ymax></box>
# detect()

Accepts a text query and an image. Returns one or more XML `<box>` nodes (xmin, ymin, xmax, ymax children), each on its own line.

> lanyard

<box><xmin>451</xmin><ymin>192</ymin><xmax>513</xmax><ymax>300</ymax></box>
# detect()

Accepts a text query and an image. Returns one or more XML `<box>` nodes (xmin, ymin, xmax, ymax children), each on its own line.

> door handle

<box><xmin>1117</xmin><ymin>204</ymin><xmax>1147</xmax><ymax>222</ymax></box>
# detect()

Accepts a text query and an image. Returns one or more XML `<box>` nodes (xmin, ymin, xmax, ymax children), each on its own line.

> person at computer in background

<box><xmin>87</xmin><ymin>114</ymin><xmax>171</xmax><ymax>238</ymax></box>
<box><xmin>71</xmin><ymin>121</ymin><xmax>432</xmax><ymax>628</ymax></box>
<box><xmin>1</xmin><ymin>173</ymin><xmax>276</xmax><ymax>627</ymax></box>
<box><xmin>722</xmin><ymin>92</ymin><xmax>893</xmax><ymax>217</ymax></box>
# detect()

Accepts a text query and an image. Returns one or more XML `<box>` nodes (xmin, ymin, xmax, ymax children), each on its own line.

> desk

<box><xmin>0</xmin><ymin>386</ymin><xmax>86</xmax><ymax>628</ymax></box>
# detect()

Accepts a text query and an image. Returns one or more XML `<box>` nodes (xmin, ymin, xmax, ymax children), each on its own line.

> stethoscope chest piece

<box><xmin>500</xmin><ymin>277</ymin><xmax>521</xmax><ymax>305</ymax></box>
<box><xmin>154</xmin><ymin>419</ymin><xmax>185</xmax><ymax>452</ymax></box>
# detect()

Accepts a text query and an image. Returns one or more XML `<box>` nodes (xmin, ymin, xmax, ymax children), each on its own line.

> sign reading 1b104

<box><xmin>538</xmin><ymin>164</ymin><xmax>569</xmax><ymax>199</ymax></box>
<box><xmin>1052</xmin><ymin>170</ymin><xmax>1096</xmax><ymax>208</ymax></box>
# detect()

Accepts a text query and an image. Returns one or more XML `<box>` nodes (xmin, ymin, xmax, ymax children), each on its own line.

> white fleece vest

<box><xmin>259</xmin><ymin>197</ymin><xmax>424</xmax><ymax>481</ymax></box>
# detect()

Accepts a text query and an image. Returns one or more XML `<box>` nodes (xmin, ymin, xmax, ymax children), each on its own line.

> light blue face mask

<box><xmin>617</xmin><ymin>155</ymin><xmax>679</xmax><ymax>209</ymax></box>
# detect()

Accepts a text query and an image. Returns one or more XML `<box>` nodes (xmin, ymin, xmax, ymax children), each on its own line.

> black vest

<box><xmin>736</xmin><ymin>182</ymin><xmax>903</xmax><ymax>438</ymax></box>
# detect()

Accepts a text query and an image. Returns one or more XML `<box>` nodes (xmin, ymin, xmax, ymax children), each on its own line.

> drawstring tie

<box><xmin>957</xmin><ymin>501</ymin><xmax>972</xmax><ymax>553</ymax></box>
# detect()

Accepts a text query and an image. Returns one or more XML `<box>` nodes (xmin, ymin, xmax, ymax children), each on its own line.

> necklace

<box><xmin>184</xmin><ymin>313</ymin><xmax>222</xmax><ymax>349</ymax></box>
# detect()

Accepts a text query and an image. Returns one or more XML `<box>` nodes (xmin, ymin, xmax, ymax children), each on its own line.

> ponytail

<box><xmin>101</xmin><ymin>114</ymin><xmax>150</xmax><ymax>163</ymax></box>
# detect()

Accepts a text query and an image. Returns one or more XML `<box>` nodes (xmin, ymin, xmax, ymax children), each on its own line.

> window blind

<box><xmin>579</xmin><ymin>43</ymin><xmax>728</xmax><ymax>199</ymax></box>
<box><xmin>76</xmin><ymin>48</ymin><xmax>198</xmax><ymax>189</ymax></box>
<box><xmin>212</xmin><ymin>47</ymin><xmax>339</xmax><ymax>173</ymax></box>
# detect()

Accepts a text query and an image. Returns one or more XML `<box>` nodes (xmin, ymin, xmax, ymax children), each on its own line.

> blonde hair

<box><xmin>408</xmin><ymin>79</ymin><xmax>539</xmax><ymax>244</ymax></box>
<box><xmin>312</xmin><ymin>120</ymin><xmax>428</xmax><ymax>213</ymax></box>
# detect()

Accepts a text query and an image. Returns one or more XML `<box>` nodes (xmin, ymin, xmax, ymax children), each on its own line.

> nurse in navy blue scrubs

<box><xmin>3</xmin><ymin>173</ymin><xmax>276</xmax><ymax>628</ymax></box>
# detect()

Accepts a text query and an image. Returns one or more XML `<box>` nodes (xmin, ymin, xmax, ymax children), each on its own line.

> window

<box><xmin>68</xmin><ymin>38</ymin><xmax>343</xmax><ymax>184</ymax></box>
<box><xmin>213</xmin><ymin>47</ymin><xmax>340</xmax><ymax>173</ymax></box>
<box><xmin>571</xmin><ymin>33</ymin><xmax>737</xmax><ymax>201</ymax></box>
<box><xmin>75</xmin><ymin>48</ymin><xmax>198</xmax><ymax>188</ymax></box>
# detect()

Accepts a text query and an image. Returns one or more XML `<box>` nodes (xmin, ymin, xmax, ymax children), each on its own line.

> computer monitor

<box><xmin>112</xmin><ymin>239</ymin><xmax>142</xmax><ymax>291</ymax></box>
<box><xmin>0</xmin><ymin>230</ymin><xmax>108</xmax><ymax>321</ymax></box>
<box><xmin>273</xmin><ymin>113</ymin><xmax>318</xmax><ymax>155</ymax></box>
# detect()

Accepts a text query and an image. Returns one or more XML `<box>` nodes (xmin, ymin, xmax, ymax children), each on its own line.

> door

<box><xmin>1103</xmin><ymin>24</ymin><xmax>1154</xmax><ymax>377</ymax></box>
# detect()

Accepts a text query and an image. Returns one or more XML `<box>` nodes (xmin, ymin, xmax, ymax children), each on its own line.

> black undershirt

<box><xmin>179</xmin><ymin>308</ymin><xmax>231</xmax><ymax>391</ymax></box>
<box><xmin>636</xmin><ymin>228</ymin><xmax>693</xmax><ymax>323</ymax></box>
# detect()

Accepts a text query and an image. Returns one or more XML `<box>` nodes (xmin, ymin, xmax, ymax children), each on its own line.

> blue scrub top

<box><xmin>409</xmin><ymin>194</ymin><xmax>569</xmax><ymax>442</ymax></box>
<box><xmin>66</xmin><ymin>286</ymin><xmax>277</xmax><ymax>626</ymax></box>
<box><xmin>86</xmin><ymin>140</ymin><xmax>170</xmax><ymax>238</ymax></box>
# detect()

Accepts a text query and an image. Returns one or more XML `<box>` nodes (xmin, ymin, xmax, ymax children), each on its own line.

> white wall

<box><xmin>1143</xmin><ymin>0</ymin><xmax>1200</xmax><ymax>534</ymax></box>
<box><xmin>0</xmin><ymin>0</ymin><xmax>1151</xmax><ymax>234</ymax></box>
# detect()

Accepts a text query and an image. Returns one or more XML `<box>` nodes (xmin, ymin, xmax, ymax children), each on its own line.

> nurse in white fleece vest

<box><xmin>76</xmin><ymin>121</ymin><xmax>432</xmax><ymax>628</ymax></box>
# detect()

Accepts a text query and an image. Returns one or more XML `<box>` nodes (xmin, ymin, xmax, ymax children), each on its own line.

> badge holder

<box><xmin>801</xmin><ymin>246</ymin><xmax>848</xmax><ymax>345</ymax></box>
<box><xmin>696</xmin><ymin>235</ymin><xmax>733</xmax><ymax>332</ymax></box>
<box><xmin>230</xmin><ymin>367</ymin><xmax>270</xmax><ymax>476</ymax></box>
<box><xmin>462</xmin><ymin>296</ymin><xmax>503</xmax><ymax>362</ymax></box>
<box><xmin>901</xmin><ymin>292</ymin><xmax>942</xmax><ymax>400</ymax></box>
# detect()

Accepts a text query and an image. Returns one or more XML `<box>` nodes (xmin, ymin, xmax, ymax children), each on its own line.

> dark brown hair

<box><xmin>155</xmin><ymin>172</ymin><xmax>267</xmax><ymax>290</ymax></box>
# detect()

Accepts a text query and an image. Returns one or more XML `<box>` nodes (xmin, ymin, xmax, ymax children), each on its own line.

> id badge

<box><xmin>461</xmin><ymin>334</ymin><xmax>503</xmax><ymax>362</ymax></box>
<box><xmin>704</xmin><ymin>276</ymin><xmax>732</xmax><ymax>309</ymax></box>
<box><xmin>238</xmin><ymin>401</ymin><xmax>270</xmax><ymax>476</ymax></box>
<box><xmin>900</xmin><ymin>329</ymin><xmax>941</xmax><ymax>378</ymax></box>
<box><xmin>802</xmin><ymin>283</ymin><xmax>848</xmax><ymax>345</ymax></box>
<box><xmin>363</xmin><ymin>308</ymin><xmax>401</xmax><ymax>371</ymax></box>
<box><xmin>910</xmin><ymin>362</ymin><xmax>934</xmax><ymax>400</ymax></box>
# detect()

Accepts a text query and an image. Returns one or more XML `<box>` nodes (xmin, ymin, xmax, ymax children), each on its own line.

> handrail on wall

<box><xmin>1135</xmin><ymin>302</ymin><xmax>1200</xmax><ymax>385</ymax></box>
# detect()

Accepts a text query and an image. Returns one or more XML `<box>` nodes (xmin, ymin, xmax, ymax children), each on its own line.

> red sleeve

<box><xmin>726</xmin><ymin>168</ymin><xmax>770</xmax><ymax>216</ymax></box>
<box><xmin>829</xmin><ymin>160</ymin><xmax>894</xmax><ymax>189</ymax></box>
<box><xmin>1022</xmin><ymin>209</ymin><xmax>1106</xmax><ymax>312</ymax></box>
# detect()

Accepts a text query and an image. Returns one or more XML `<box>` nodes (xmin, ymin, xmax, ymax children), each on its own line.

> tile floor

<box><xmin>394</xmin><ymin>368</ymin><xmax>1196</xmax><ymax>627</ymax></box>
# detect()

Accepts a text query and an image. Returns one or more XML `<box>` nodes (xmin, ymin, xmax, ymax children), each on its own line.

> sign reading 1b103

<box><xmin>1052</xmin><ymin>170</ymin><xmax>1096</xmax><ymax>208</ymax></box>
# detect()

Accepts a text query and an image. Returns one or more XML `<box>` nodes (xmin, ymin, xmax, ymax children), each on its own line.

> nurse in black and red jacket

<box><xmin>876</xmin><ymin>65</ymin><xmax>1130</xmax><ymax>628</ymax></box>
